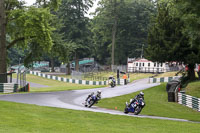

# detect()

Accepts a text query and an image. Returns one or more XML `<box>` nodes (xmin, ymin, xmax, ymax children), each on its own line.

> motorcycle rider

<box><xmin>129</xmin><ymin>91</ymin><xmax>144</xmax><ymax>106</ymax></box>
<box><xmin>85</xmin><ymin>90</ymin><xmax>102</xmax><ymax>105</ymax></box>
<box><xmin>96</xmin><ymin>90</ymin><xmax>102</xmax><ymax>101</ymax></box>
<box><xmin>109</xmin><ymin>76</ymin><xmax>116</xmax><ymax>86</ymax></box>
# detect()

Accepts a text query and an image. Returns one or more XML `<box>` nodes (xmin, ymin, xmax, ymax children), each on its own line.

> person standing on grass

<box><xmin>123</xmin><ymin>73</ymin><xmax>127</xmax><ymax>85</ymax></box>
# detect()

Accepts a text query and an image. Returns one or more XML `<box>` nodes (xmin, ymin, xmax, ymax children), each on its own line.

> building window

<box><xmin>136</xmin><ymin>63</ymin><xmax>138</xmax><ymax>66</ymax></box>
<box><xmin>161</xmin><ymin>63</ymin><xmax>163</xmax><ymax>67</ymax></box>
<box><xmin>148</xmin><ymin>63</ymin><xmax>150</xmax><ymax>67</ymax></box>
<box><xmin>157</xmin><ymin>63</ymin><xmax>159</xmax><ymax>67</ymax></box>
<box><xmin>154</xmin><ymin>63</ymin><xmax>156</xmax><ymax>67</ymax></box>
<box><xmin>143</xmin><ymin>63</ymin><xmax>144</xmax><ymax>66</ymax></box>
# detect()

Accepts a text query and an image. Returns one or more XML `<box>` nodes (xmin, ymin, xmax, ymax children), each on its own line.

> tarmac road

<box><xmin>0</xmin><ymin>78</ymin><xmax>199</xmax><ymax>123</ymax></box>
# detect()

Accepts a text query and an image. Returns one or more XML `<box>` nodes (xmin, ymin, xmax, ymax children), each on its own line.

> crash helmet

<box><xmin>97</xmin><ymin>90</ymin><xmax>101</xmax><ymax>94</ymax></box>
<box><xmin>140</xmin><ymin>91</ymin><xmax>144</xmax><ymax>96</ymax></box>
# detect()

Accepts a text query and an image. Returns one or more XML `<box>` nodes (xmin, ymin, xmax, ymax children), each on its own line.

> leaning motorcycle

<box><xmin>109</xmin><ymin>79</ymin><xmax>116</xmax><ymax>88</ymax></box>
<box><xmin>124</xmin><ymin>98</ymin><xmax>145</xmax><ymax>115</ymax></box>
<box><xmin>85</xmin><ymin>95</ymin><xmax>98</xmax><ymax>108</ymax></box>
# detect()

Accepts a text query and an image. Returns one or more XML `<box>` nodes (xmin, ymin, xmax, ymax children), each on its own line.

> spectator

<box><xmin>123</xmin><ymin>73</ymin><xmax>127</xmax><ymax>85</ymax></box>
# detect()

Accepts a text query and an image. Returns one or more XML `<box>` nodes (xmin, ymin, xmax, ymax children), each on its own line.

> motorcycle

<box><xmin>85</xmin><ymin>95</ymin><xmax>99</xmax><ymax>108</ymax></box>
<box><xmin>109</xmin><ymin>79</ymin><xmax>116</xmax><ymax>88</ymax></box>
<box><xmin>124</xmin><ymin>98</ymin><xmax>145</xmax><ymax>115</ymax></box>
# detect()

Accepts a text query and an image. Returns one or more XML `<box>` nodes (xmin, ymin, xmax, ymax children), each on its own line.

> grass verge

<box><xmin>0</xmin><ymin>101</ymin><xmax>199</xmax><ymax>133</ymax></box>
<box><xmin>14</xmin><ymin>74</ymin><xmax>106</xmax><ymax>92</ymax></box>
<box><xmin>185</xmin><ymin>80</ymin><xmax>200</xmax><ymax>98</ymax></box>
<box><xmin>97</xmin><ymin>83</ymin><xmax>200</xmax><ymax>122</ymax></box>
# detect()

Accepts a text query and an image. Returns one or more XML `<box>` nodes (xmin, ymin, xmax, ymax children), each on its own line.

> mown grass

<box><xmin>128</xmin><ymin>73</ymin><xmax>154</xmax><ymax>82</ymax></box>
<box><xmin>97</xmin><ymin>83</ymin><xmax>200</xmax><ymax>122</ymax></box>
<box><xmin>13</xmin><ymin>74</ymin><xmax>106</xmax><ymax>92</ymax></box>
<box><xmin>0</xmin><ymin>101</ymin><xmax>199</xmax><ymax>133</ymax></box>
<box><xmin>155</xmin><ymin>71</ymin><xmax>178</xmax><ymax>78</ymax></box>
<box><xmin>185</xmin><ymin>80</ymin><xmax>200</xmax><ymax>98</ymax></box>
<box><xmin>13</xmin><ymin>73</ymin><xmax>153</xmax><ymax>92</ymax></box>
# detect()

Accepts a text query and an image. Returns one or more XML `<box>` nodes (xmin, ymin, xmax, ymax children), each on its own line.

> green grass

<box><xmin>0</xmin><ymin>101</ymin><xmax>199</xmax><ymax>133</ymax></box>
<box><xmin>12</xmin><ymin>73</ymin><xmax>153</xmax><ymax>92</ymax></box>
<box><xmin>128</xmin><ymin>73</ymin><xmax>154</xmax><ymax>82</ymax></box>
<box><xmin>185</xmin><ymin>80</ymin><xmax>200</xmax><ymax>98</ymax></box>
<box><xmin>14</xmin><ymin>74</ymin><xmax>106</xmax><ymax>92</ymax></box>
<box><xmin>155</xmin><ymin>72</ymin><xmax>178</xmax><ymax>78</ymax></box>
<box><xmin>97</xmin><ymin>83</ymin><xmax>200</xmax><ymax>122</ymax></box>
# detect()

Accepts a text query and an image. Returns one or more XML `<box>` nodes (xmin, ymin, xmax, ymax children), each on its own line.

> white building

<box><xmin>127</xmin><ymin>58</ymin><xmax>167</xmax><ymax>73</ymax></box>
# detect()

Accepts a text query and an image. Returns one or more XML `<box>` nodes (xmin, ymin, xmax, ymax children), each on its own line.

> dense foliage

<box><xmin>91</xmin><ymin>0</ymin><xmax>155</xmax><ymax>65</ymax></box>
<box><xmin>145</xmin><ymin>0</ymin><xmax>200</xmax><ymax>80</ymax></box>
<box><xmin>2</xmin><ymin>0</ymin><xmax>200</xmax><ymax>81</ymax></box>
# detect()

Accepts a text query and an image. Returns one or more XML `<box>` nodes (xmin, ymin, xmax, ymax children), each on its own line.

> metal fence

<box><xmin>71</xmin><ymin>70</ymin><xmax>108</xmax><ymax>81</ymax></box>
<box><xmin>128</xmin><ymin>67</ymin><xmax>165</xmax><ymax>73</ymax></box>
<box><xmin>128</xmin><ymin>66</ymin><xmax>181</xmax><ymax>73</ymax></box>
<box><xmin>111</xmin><ymin>65</ymin><xmax>127</xmax><ymax>72</ymax></box>
<box><xmin>71</xmin><ymin>71</ymin><xmax>84</xmax><ymax>79</ymax></box>
<box><xmin>0</xmin><ymin>73</ymin><xmax>15</xmax><ymax>83</ymax></box>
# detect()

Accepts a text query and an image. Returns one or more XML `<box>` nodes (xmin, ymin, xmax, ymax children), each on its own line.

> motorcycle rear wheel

<box><xmin>134</xmin><ymin>106</ymin><xmax>142</xmax><ymax>115</ymax></box>
<box><xmin>88</xmin><ymin>100</ymin><xmax>95</xmax><ymax>108</ymax></box>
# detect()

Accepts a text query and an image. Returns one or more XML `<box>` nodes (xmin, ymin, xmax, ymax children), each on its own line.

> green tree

<box><xmin>58</xmin><ymin>0</ymin><xmax>93</xmax><ymax>71</ymax></box>
<box><xmin>145</xmin><ymin>0</ymin><xmax>200</xmax><ymax>80</ymax></box>
<box><xmin>0</xmin><ymin>0</ymin><xmax>60</xmax><ymax>82</ymax></box>
<box><xmin>91</xmin><ymin>0</ymin><xmax>155</xmax><ymax>65</ymax></box>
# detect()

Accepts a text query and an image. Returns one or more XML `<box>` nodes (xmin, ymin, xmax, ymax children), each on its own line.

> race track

<box><xmin>0</xmin><ymin>78</ymin><xmax>199</xmax><ymax>123</ymax></box>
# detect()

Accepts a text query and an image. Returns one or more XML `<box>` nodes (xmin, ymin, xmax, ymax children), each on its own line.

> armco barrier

<box><xmin>178</xmin><ymin>92</ymin><xmax>200</xmax><ymax>112</ymax></box>
<box><xmin>28</xmin><ymin>71</ymin><xmax>109</xmax><ymax>85</ymax></box>
<box><xmin>28</xmin><ymin>71</ymin><xmax>129</xmax><ymax>85</ymax></box>
<box><xmin>0</xmin><ymin>83</ymin><xmax>18</xmax><ymax>93</ymax></box>
<box><xmin>149</xmin><ymin>76</ymin><xmax>181</xmax><ymax>83</ymax></box>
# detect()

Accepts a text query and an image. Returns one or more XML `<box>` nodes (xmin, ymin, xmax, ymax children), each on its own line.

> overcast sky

<box><xmin>24</xmin><ymin>0</ymin><xmax>99</xmax><ymax>18</ymax></box>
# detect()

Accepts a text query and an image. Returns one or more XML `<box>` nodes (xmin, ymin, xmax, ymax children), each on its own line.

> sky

<box><xmin>24</xmin><ymin>0</ymin><xmax>99</xmax><ymax>18</ymax></box>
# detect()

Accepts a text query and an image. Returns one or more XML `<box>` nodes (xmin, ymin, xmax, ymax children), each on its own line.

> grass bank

<box><xmin>48</xmin><ymin>71</ymin><xmax>154</xmax><ymax>82</ymax></box>
<box><xmin>185</xmin><ymin>80</ymin><xmax>200</xmax><ymax>98</ymax></box>
<box><xmin>97</xmin><ymin>83</ymin><xmax>200</xmax><ymax>122</ymax></box>
<box><xmin>13</xmin><ymin>74</ymin><xmax>106</xmax><ymax>92</ymax></box>
<box><xmin>0</xmin><ymin>101</ymin><xmax>199</xmax><ymax>133</ymax></box>
<box><xmin>155</xmin><ymin>72</ymin><xmax>178</xmax><ymax>78</ymax></box>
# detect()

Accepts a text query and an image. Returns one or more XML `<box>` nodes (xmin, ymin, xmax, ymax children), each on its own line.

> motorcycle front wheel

<box><xmin>124</xmin><ymin>108</ymin><xmax>129</xmax><ymax>114</ymax></box>
<box><xmin>88</xmin><ymin>100</ymin><xmax>95</xmax><ymax>108</ymax></box>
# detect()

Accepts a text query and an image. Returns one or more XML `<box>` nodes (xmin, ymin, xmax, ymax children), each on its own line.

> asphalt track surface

<box><xmin>0</xmin><ymin>78</ymin><xmax>199</xmax><ymax>123</ymax></box>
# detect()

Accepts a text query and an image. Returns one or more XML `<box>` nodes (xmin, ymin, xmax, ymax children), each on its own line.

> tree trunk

<box><xmin>66</xmin><ymin>62</ymin><xmax>71</xmax><ymax>75</ymax></box>
<box><xmin>51</xmin><ymin>58</ymin><xmax>55</xmax><ymax>72</ymax></box>
<box><xmin>0</xmin><ymin>0</ymin><xmax>7</xmax><ymax>83</ymax></box>
<box><xmin>111</xmin><ymin>0</ymin><xmax>117</xmax><ymax>66</ymax></box>
<box><xmin>187</xmin><ymin>64</ymin><xmax>195</xmax><ymax>80</ymax></box>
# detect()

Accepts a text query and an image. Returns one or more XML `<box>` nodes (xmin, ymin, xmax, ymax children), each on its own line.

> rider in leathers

<box><xmin>129</xmin><ymin>92</ymin><xmax>144</xmax><ymax>106</ymax></box>
<box><xmin>85</xmin><ymin>90</ymin><xmax>101</xmax><ymax>105</ymax></box>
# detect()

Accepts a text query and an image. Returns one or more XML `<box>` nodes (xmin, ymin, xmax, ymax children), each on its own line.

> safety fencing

<box><xmin>28</xmin><ymin>71</ymin><xmax>128</xmax><ymax>85</ymax></box>
<box><xmin>0</xmin><ymin>83</ymin><xmax>18</xmax><ymax>93</ymax></box>
<box><xmin>178</xmin><ymin>92</ymin><xmax>200</xmax><ymax>112</ymax></box>
<box><xmin>29</xmin><ymin>71</ymin><xmax>108</xmax><ymax>85</ymax></box>
<box><xmin>149</xmin><ymin>76</ymin><xmax>181</xmax><ymax>83</ymax></box>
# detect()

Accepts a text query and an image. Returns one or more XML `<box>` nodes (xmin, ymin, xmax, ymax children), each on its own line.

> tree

<box><xmin>0</xmin><ymin>0</ymin><xmax>7</xmax><ymax>80</ymax></box>
<box><xmin>58</xmin><ymin>0</ymin><xmax>93</xmax><ymax>71</ymax></box>
<box><xmin>0</xmin><ymin>0</ymin><xmax>60</xmax><ymax>83</ymax></box>
<box><xmin>145</xmin><ymin>0</ymin><xmax>200</xmax><ymax>80</ymax></box>
<box><xmin>91</xmin><ymin>0</ymin><xmax>155</xmax><ymax>65</ymax></box>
